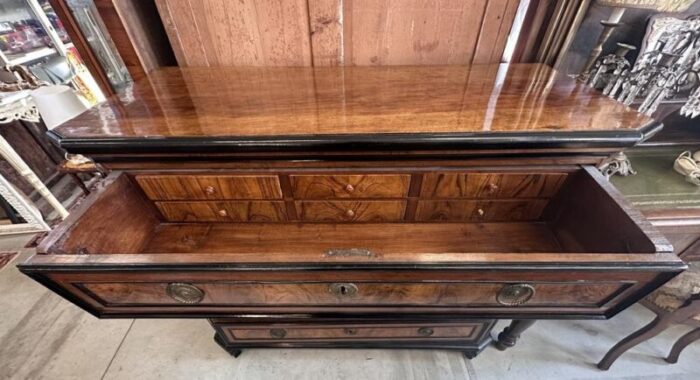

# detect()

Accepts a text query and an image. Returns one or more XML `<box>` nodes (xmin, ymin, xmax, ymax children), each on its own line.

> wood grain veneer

<box><xmin>155</xmin><ymin>201</ymin><xmax>288</xmax><ymax>223</ymax></box>
<box><xmin>136</xmin><ymin>175</ymin><xmax>283</xmax><ymax>200</ymax></box>
<box><xmin>77</xmin><ymin>281</ymin><xmax>627</xmax><ymax>308</ymax></box>
<box><xmin>49</xmin><ymin>64</ymin><xmax>658</xmax><ymax>157</ymax></box>
<box><xmin>290</xmin><ymin>174</ymin><xmax>410</xmax><ymax>199</ymax></box>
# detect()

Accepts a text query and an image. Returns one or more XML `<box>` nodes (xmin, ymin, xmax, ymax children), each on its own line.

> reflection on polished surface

<box><xmin>53</xmin><ymin>63</ymin><xmax>655</xmax><ymax>139</ymax></box>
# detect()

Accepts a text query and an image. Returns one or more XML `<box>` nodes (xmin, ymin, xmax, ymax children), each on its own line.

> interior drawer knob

<box><xmin>343</xmin><ymin>328</ymin><xmax>358</xmax><ymax>336</ymax></box>
<box><xmin>329</xmin><ymin>283</ymin><xmax>358</xmax><ymax>297</ymax></box>
<box><xmin>417</xmin><ymin>327</ymin><xmax>434</xmax><ymax>336</ymax></box>
<box><xmin>269</xmin><ymin>328</ymin><xmax>287</xmax><ymax>339</ymax></box>
<box><xmin>345</xmin><ymin>209</ymin><xmax>356</xmax><ymax>218</ymax></box>
<box><xmin>218</xmin><ymin>209</ymin><xmax>228</xmax><ymax>217</ymax></box>
<box><xmin>345</xmin><ymin>184</ymin><xmax>355</xmax><ymax>192</ymax></box>
<box><xmin>497</xmin><ymin>284</ymin><xmax>535</xmax><ymax>306</ymax></box>
<box><xmin>477</xmin><ymin>208</ymin><xmax>485</xmax><ymax>217</ymax></box>
<box><xmin>204</xmin><ymin>186</ymin><xmax>216</xmax><ymax>195</ymax></box>
<box><xmin>486</xmin><ymin>183</ymin><xmax>499</xmax><ymax>194</ymax></box>
<box><xmin>166</xmin><ymin>283</ymin><xmax>205</xmax><ymax>304</ymax></box>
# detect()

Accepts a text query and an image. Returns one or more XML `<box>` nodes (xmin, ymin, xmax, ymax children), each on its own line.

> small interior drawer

<box><xmin>415</xmin><ymin>199</ymin><xmax>548</xmax><ymax>222</ymax></box>
<box><xmin>295</xmin><ymin>200</ymin><xmax>406</xmax><ymax>222</ymax></box>
<box><xmin>155</xmin><ymin>201</ymin><xmax>288</xmax><ymax>222</ymax></box>
<box><xmin>420</xmin><ymin>173</ymin><xmax>567</xmax><ymax>199</ymax></box>
<box><xmin>220</xmin><ymin>322</ymin><xmax>484</xmax><ymax>342</ymax></box>
<box><xmin>290</xmin><ymin>174</ymin><xmax>410</xmax><ymax>199</ymax></box>
<box><xmin>136</xmin><ymin>175</ymin><xmax>283</xmax><ymax>200</ymax></box>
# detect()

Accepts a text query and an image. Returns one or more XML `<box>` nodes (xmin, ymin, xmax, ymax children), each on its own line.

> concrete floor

<box><xmin>1</xmin><ymin>233</ymin><xmax>699</xmax><ymax>380</ymax></box>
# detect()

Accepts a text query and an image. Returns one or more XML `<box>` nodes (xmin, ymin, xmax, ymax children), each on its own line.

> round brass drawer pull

<box><xmin>166</xmin><ymin>283</ymin><xmax>205</xmax><ymax>304</ymax></box>
<box><xmin>486</xmin><ymin>183</ymin><xmax>499</xmax><ymax>194</ymax></box>
<box><xmin>218</xmin><ymin>209</ymin><xmax>228</xmax><ymax>217</ymax></box>
<box><xmin>345</xmin><ymin>184</ymin><xmax>355</xmax><ymax>192</ymax></box>
<box><xmin>345</xmin><ymin>209</ymin><xmax>356</xmax><ymax>218</ymax></box>
<box><xmin>269</xmin><ymin>328</ymin><xmax>287</xmax><ymax>339</ymax></box>
<box><xmin>417</xmin><ymin>327</ymin><xmax>434</xmax><ymax>336</ymax></box>
<box><xmin>329</xmin><ymin>283</ymin><xmax>358</xmax><ymax>297</ymax></box>
<box><xmin>343</xmin><ymin>328</ymin><xmax>358</xmax><ymax>336</ymax></box>
<box><xmin>497</xmin><ymin>284</ymin><xmax>535</xmax><ymax>306</ymax></box>
<box><xmin>477</xmin><ymin>208</ymin><xmax>485</xmax><ymax>217</ymax></box>
<box><xmin>204</xmin><ymin>186</ymin><xmax>216</xmax><ymax>195</ymax></box>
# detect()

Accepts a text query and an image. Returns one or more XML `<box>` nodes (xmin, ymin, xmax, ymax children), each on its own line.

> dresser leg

<box><xmin>495</xmin><ymin>320</ymin><xmax>536</xmax><ymax>351</ymax></box>
<box><xmin>463</xmin><ymin>350</ymin><xmax>478</xmax><ymax>359</ymax></box>
<box><xmin>213</xmin><ymin>332</ymin><xmax>243</xmax><ymax>358</ymax></box>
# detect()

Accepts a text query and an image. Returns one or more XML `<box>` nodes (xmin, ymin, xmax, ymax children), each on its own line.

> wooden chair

<box><xmin>598</xmin><ymin>261</ymin><xmax>700</xmax><ymax>370</ymax></box>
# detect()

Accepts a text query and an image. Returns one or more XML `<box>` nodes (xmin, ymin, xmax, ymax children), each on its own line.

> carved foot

<box><xmin>213</xmin><ymin>332</ymin><xmax>243</xmax><ymax>358</ymax></box>
<box><xmin>598</xmin><ymin>152</ymin><xmax>636</xmax><ymax>179</ymax></box>
<box><xmin>495</xmin><ymin>320</ymin><xmax>536</xmax><ymax>351</ymax></box>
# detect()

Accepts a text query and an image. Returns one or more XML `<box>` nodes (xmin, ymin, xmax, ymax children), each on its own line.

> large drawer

<box><xmin>214</xmin><ymin>320</ymin><xmax>489</xmax><ymax>342</ymax></box>
<box><xmin>20</xmin><ymin>166</ymin><xmax>684</xmax><ymax>319</ymax></box>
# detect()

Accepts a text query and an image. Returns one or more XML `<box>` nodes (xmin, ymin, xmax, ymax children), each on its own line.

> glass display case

<box><xmin>0</xmin><ymin>0</ymin><xmax>105</xmax><ymax>105</ymax></box>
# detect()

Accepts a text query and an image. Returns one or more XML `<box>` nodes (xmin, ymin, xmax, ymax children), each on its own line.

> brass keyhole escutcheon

<box><xmin>418</xmin><ymin>327</ymin><xmax>434</xmax><ymax>336</ymax></box>
<box><xmin>497</xmin><ymin>284</ymin><xmax>536</xmax><ymax>306</ymax></box>
<box><xmin>166</xmin><ymin>283</ymin><xmax>205</xmax><ymax>304</ymax></box>
<box><xmin>205</xmin><ymin>186</ymin><xmax>216</xmax><ymax>195</ymax></box>
<box><xmin>269</xmin><ymin>328</ymin><xmax>287</xmax><ymax>339</ymax></box>
<box><xmin>345</xmin><ymin>184</ymin><xmax>355</xmax><ymax>192</ymax></box>
<box><xmin>329</xmin><ymin>283</ymin><xmax>359</xmax><ymax>297</ymax></box>
<box><xmin>344</xmin><ymin>328</ymin><xmax>358</xmax><ymax>336</ymax></box>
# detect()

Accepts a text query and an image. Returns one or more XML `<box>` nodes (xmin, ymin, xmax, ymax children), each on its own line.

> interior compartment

<box><xmin>38</xmin><ymin>167</ymin><xmax>660</xmax><ymax>256</ymax></box>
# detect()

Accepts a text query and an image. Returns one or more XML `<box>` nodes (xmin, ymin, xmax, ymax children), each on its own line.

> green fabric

<box><xmin>611</xmin><ymin>148</ymin><xmax>700</xmax><ymax>210</ymax></box>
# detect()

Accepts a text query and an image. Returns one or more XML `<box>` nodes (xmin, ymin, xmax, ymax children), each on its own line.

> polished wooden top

<box><xmin>51</xmin><ymin>63</ymin><xmax>659</xmax><ymax>154</ymax></box>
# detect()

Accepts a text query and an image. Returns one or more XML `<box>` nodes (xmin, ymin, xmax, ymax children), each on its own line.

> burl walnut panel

<box><xmin>420</xmin><ymin>173</ymin><xmax>568</xmax><ymax>199</ymax></box>
<box><xmin>78</xmin><ymin>281</ymin><xmax>627</xmax><ymax>308</ymax></box>
<box><xmin>295</xmin><ymin>201</ymin><xmax>406</xmax><ymax>222</ymax></box>
<box><xmin>155</xmin><ymin>201</ymin><xmax>288</xmax><ymax>222</ymax></box>
<box><xmin>415</xmin><ymin>200</ymin><xmax>549</xmax><ymax>222</ymax></box>
<box><xmin>136</xmin><ymin>175</ymin><xmax>283</xmax><ymax>200</ymax></box>
<box><xmin>225</xmin><ymin>324</ymin><xmax>480</xmax><ymax>341</ymax></box>
<box><xmin>290</xmin><ymin>174</ymin><xmax>410</xmax><ymax>199</ymax></box>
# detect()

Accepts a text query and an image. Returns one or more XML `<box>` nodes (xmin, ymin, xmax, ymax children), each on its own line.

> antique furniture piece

<box><xmin>598</xmin><ymin>261</ymin><xmax>700</xmax><ymax>369</ymax></box>
<box><xmin>19</xmin><ymin>63</ymin><xmax>686</xmax><ymax>359</ymax></box>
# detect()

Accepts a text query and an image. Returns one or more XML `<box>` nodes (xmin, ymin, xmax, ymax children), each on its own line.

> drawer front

<box><xmin>75</xmin><ymin>280</ymin><xmax>628</xmax><ymax>308</ymax></box>
<box><xmin>420</xmin><ymin>173</ymin><xmax>567</xmax><ymax>199</ymax></box>
<box><xmin>136</xmin><ymin>175</ymin><xmax>283</xmax><ymax>200</ymax></box>
<box><xmin>222</xmin><ymin>323</ymin><xmax>483</xmax><ymax>341</ymax></box>
<box><xmin>296</xmin><ymin>201</ymin><xmax>406</xmax><ymax>222</ymax></box>
<box><xmin>291</xmin><ymin>174</ymin><xmax>410</xmax><ymax>199</ymax></box>
<box><xmin>155</xmin><ymin>201</ymin><xmax>288</xmax><ymax>222</ymax></box>
<box><xmin>415</xmin><ymin>200</ymin><xmax>548</xmax><ymax>222</ymax></box>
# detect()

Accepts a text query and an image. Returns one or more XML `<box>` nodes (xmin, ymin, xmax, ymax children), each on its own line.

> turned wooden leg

<box><xmin>598</xmin><ymin>316</ymin><xmax>671</xmax><ymax>370</ymax></box>
<box><xmin>495</xmin><ymin>320</ymin><xmax>536</xmax><ymax>351</ymax></box>
<box><xmin>666</xmin><ymin>327</ymin><xmax>700</xmax><ymax>364</ymax></box>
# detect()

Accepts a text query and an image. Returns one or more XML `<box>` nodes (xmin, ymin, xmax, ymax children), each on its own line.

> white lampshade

<box><xmin>31</xmin><ymin>85</ymin><xmax>88</xmax><ymax>130</ymax></box>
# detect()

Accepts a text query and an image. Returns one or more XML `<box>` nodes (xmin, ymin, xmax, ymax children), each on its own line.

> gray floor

<box><xmin>1</xmin><ymin>233</ymin><xmax>699</xmax><ymax>380</ymax></box>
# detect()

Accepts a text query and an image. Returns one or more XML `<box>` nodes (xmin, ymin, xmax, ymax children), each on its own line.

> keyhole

<box><xmin>339</xmin><ymin>285</ymin><xmax>349</xmax><ymax>295</ymax></box>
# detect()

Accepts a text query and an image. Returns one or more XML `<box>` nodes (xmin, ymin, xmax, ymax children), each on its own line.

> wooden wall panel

<box><xmin>156</xmin><ymin>0</ymin><xmax>520</xmax><ymax>67</ymax></box>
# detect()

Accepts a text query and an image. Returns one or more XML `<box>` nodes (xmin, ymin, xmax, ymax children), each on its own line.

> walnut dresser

<box><xmin>19</xmin><ymin>63</ymin><xmax>686</xmax><ymax>359</ymax></box>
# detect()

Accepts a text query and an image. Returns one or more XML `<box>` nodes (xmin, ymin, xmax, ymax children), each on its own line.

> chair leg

<box><xmin>597</xmin><ymin>316</ymin><xmax>672</xmax><ymax>370</ymax></box>
<box><xmin>666</xmin><ymin>327</ymin><xmax>700</xmax><ymax>364</ymax></box>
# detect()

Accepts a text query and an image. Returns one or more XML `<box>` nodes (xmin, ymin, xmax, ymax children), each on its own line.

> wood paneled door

<box><xmin>155</xmin><ymin>0</ymin><xmax>521</xmax><ymax>67</ymax></box>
